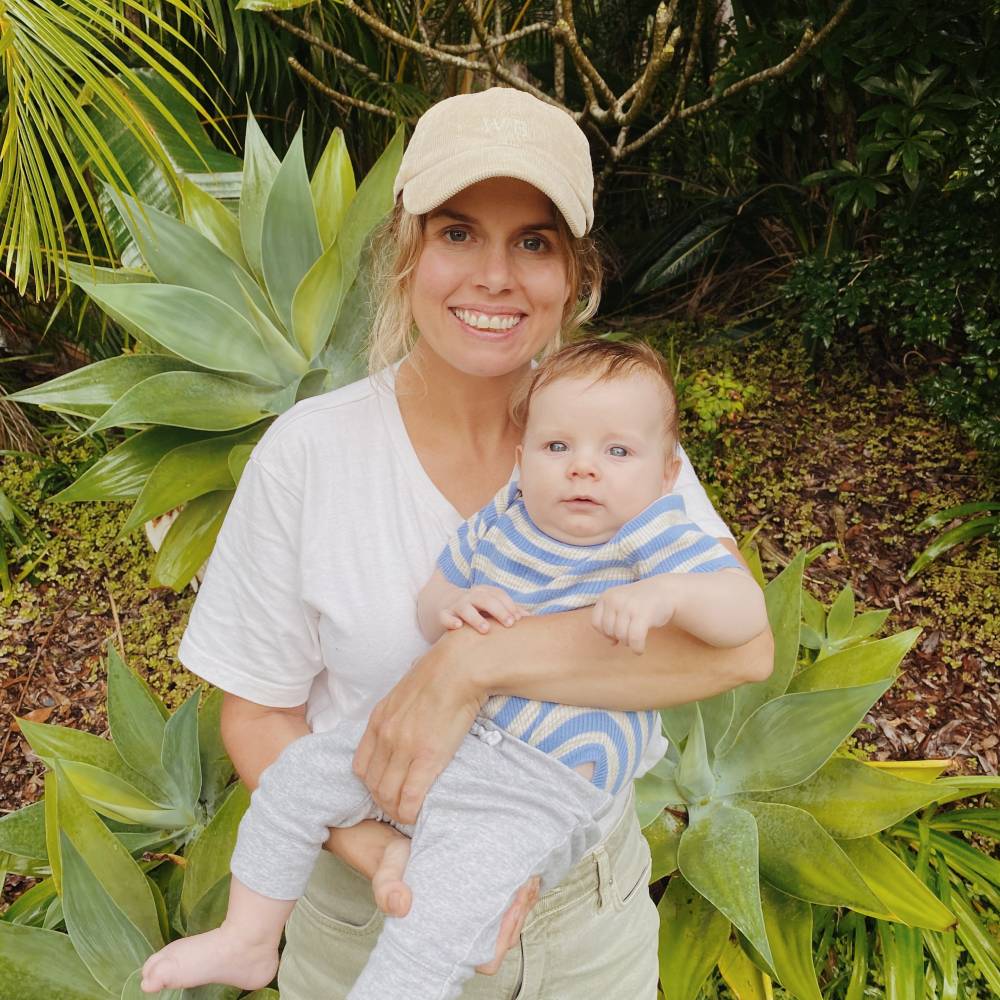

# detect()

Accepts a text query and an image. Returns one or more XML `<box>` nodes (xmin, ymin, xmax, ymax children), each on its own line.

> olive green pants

<box><xmin>278</xmin><ymin>787</ymin><xmax>660</xmax><ymax>999</ymax></box>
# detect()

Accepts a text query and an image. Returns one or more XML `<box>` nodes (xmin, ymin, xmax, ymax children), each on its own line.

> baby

<box><xmin>141</xmin><ymin>338</ymin><xmax>768</xmax><ymax>1000</ymax></box>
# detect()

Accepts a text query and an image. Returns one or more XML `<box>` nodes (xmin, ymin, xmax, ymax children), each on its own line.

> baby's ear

<box><xmin>663</xmin><ymin>453</ymin><xmax>681</xmax><ymax>492</ymax></box>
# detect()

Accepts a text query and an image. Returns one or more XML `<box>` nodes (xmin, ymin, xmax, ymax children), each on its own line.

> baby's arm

<box><xmin>418</xmin><ymin>568</ymin><xmax>528</xmax><ymax>643</ymax></box>
<box><xmin>592</xmin><ymin>569</ymin><xmax>768</xmax><ymax>654</ymax></box>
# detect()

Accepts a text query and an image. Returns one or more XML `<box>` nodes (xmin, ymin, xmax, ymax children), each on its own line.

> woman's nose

<box><xmin>476</xmin><ymin>243</ymin><xmax>514</xmax><ymax>292</ymax></box>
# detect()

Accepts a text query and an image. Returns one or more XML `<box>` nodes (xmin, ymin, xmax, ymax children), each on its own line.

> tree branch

<box><xmin>265</xmin><ymin>11</ymin><xmax>384</xmax><ymax>85</ymax></box>
<box><xmin>287</xmin><ymin>57</ymin><xmax>413</xmax><ymax>121</ymax></box>
<box><xmin>623</xmin><ymin>0</ymin><xmax>856</xmax><ymax>157</ymax></box>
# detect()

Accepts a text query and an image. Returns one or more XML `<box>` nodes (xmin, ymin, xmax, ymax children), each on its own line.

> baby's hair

<box><xmin>512</xmin><ymin>338</ymin><xmax>679</xmax><ymax>442</ymax></box>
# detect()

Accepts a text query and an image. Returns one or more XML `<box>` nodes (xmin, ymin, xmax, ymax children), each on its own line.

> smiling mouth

<box><xmin>449</xmin><ymin>308</ymin><xmax>525</xmax><ymax>337</ymax></box>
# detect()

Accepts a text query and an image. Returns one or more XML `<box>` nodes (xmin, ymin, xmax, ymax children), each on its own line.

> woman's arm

<box><xmin>354</xmin><ymin>537</ymin><xmax>774</xmax><ymax>824</ymax></box>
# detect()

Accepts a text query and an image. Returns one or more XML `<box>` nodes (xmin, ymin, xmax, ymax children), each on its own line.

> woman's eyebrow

<box><xmin>427</xmin><ymin>208</ymin><xmax>558</xmax><ymax>232</ymax></box>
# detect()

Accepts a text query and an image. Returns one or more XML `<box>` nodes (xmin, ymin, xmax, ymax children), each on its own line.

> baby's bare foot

<box><xmin>140</xmin><ymin>926</ymin><xmax>278</xmax><ymax>993</ymax></box>
<box><xmin>372</xmin><ymin>837</ymin><xmax>413</xmax><ymax>917</ymax></box>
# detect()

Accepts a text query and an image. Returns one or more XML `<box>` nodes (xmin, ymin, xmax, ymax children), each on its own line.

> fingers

<box><xmin>449</xmin><ymin>588</ymin><xmax>526</xmax><ymax>633</ymax></box>
<box><xmin>374</xmin><ymin>749</ymin><xmax>412</xmax><ymax>820</ymax></box>
<box><xmin>396</xmin><ymin>754</ymin><xmax>441</xmax><ymax>825</ymax></box>
<box><xmin>476</xmin><ymin>876</ymin><xmax>542</xmax><ymax>975</ymax></box>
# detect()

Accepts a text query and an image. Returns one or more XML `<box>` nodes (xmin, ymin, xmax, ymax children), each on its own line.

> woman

<box><xmin>178</xmin><ymin>87</ymin><xmax>774</xmax><ymax>999</ymax></box>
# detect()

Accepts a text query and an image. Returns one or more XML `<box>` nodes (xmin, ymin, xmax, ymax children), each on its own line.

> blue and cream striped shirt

<box><xmin>437</xmin><ymin>482</ymin><xmax>742</xmax><ymax>794</ymax></box>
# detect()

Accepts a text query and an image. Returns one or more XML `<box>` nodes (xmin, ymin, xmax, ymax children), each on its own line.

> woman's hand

<box><xmin>352</xmin><ymin>627</ymin><xmax>485</xmax><ymax>825</ymax></box>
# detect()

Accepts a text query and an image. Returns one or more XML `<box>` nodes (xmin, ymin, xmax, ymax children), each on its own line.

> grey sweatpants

<box><xmin>230</xmin><ymin>716</ymin><xmax>615</xmax><ymax>1000</ymax></box>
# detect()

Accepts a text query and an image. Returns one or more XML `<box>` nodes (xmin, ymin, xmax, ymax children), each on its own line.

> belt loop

<box><xmin>594</xmin><ymin>845</ymin><xmax>614</xmax><ymax>911</ymax></box>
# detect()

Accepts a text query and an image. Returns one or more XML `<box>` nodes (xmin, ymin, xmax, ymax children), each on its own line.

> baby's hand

<box><xmin>441</xmin><ymin>585</ymin><xmax>529</xmax><ymax>634</ymax></box>
<box><xmin>591</xmin><ymin>577</ymin><xmax>679</xmax><ymax>654</ymax></box>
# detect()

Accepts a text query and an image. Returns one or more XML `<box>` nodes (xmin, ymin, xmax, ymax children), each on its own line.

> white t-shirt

<box><xmin>178</xmin><ymin>365</ymin><xmax>734</xmax><ymax>839</ymax></box>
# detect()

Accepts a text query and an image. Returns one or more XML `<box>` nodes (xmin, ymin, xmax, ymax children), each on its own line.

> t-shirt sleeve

<box><xmin>673</xmin><ymin>443</ymin><xmax>734</xmax><ymax>541</ymax></box>
<box><xmin>177</xmin><ymin>455</ymin><xmax>324</xmax><ymax>707</ymax></box>
<box><xmin>623</xmin><ymin>496</ymin><xmax>744</xmax><ymax>578</ymax></box>
<box><xmin>436</xmin><ymin>481</ymin><xmax>518</xmax><ymax>587</ymax></box>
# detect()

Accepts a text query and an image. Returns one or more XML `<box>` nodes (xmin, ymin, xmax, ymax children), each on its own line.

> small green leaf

<box><xmin>676</xmin><ymin>706</ymin><xmax>714</xmax><ymax>800</ymax></box>
<box><xmin>107</xmin><ymin>646</ymin><xmax>171</xmax><ymax>789</ymax></box>
<box><xmin>161</xmin><ymin>691</ymin><xmax>202</xmax><ymax>815</ymax></box>
<box><xmin>150</xmin><ymin>491</ymin><xmax>233</xmax><ymax>591</ymax></box>
<box><xmin>788</xmin><ymin>629</ymin><xmax>920</xmax><ymax>693</ymax></box>
<box><xmin>826</xmin><ymin>585</ymin><xmax>856</xmax><ymax>642</ymax></box>
<box><xmin>635</xmin><ymin>757</ymin><xmax>683</xmax><ymax>828</ymax></box>
<box><xmin>239</xmin><ymin>110</ymin><xmax>281</xmax><ymax>280</ymax></box>
<box><xmin>643</xmin><ymin>808</ymin><xmax>685</xmax><ymax>881</ymax></box>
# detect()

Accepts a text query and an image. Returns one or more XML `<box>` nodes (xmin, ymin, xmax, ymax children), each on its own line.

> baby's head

<box><xmin>513</xmin><ymin>339</ymin><xmax>682</xmax><ymax>545</ymax></box>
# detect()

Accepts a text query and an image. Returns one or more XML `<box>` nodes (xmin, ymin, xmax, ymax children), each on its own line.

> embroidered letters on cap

<box><xmin>480</xmin><ymin>116</ymin><xmax>530</xmax><ymax>144</ymax></box>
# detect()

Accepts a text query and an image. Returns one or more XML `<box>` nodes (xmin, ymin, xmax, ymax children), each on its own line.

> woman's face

<box><xmin>408</xmin><ymin>176</ymin><xmax>573</xmax><ymax>379</ymax></box>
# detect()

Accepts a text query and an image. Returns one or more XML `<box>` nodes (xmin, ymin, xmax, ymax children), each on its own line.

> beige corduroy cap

<box><xmin>392</xmin><ymin>87</ymin><xmax>595</xmax><ymax>237</ymax></box>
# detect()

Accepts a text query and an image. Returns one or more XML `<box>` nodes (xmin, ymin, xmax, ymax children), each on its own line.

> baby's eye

<box><xmin>546</xmin><ymin>441</ymin><xmax>568</xmax><ymax>453</ymax></box>
<box><xmin>608</xmin><ymin>445</ymin><xmax>629</xmax><ymax>458</ymax></box>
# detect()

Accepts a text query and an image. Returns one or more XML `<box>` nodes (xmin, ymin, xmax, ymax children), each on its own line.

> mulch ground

<box><xmin>1</xmin><ymin>325</ymin><xmax>998</xmax><ymax>909</ymax></box>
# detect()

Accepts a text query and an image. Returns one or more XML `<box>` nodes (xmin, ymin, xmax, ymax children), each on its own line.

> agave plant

<box><xmin>11</xmin><ymin>114</ymin><xmax>403</xmax><ymax>590</ymax></box>
<box><xmin>0</xmin><ymin>647</ymin><xmax>261</xmax><ymax>999</ymax></box>
<box><xmin>639</xmin><ymin>550</ymin><xmax>1000</xmax><ymax>1000</ymax></box>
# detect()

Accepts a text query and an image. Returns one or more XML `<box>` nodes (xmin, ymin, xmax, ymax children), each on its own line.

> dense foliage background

<box><xmin>0</xmin><ymin>2</ymin><xmax>997</xmax><ymax>999</ymax></box>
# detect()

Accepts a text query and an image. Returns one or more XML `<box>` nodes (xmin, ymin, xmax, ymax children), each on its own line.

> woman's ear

<box><xmin>515</xmin><ymin>443</ymin><xmax>523</xmax><ymax>467</ymax></box>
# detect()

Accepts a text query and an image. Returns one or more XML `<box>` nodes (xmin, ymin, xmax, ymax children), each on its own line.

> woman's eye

<box><xmin>608</xmin><ymin>446</ymin><xmax>629</xmax><ymax>458</ymax></box>
<box><xmin>521</xmin><ymin>235</ymin><xmax>549</xmax><ymax>252</ymax></box>
<box><xmin>546</xmin><ymin>441</ymin><xmax>568</xmax><ymax>453</ymax></box>
<box><xmin>444</xmin><ymin>228</ymin><xmax>469</xmax><ymax>243</ymax></box>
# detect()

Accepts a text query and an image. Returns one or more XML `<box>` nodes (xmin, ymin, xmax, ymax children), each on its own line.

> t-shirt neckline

<box><xmin>375</xmin><ymin>361</ymin><xmax>517</xmax><ymax>527</ymax></box>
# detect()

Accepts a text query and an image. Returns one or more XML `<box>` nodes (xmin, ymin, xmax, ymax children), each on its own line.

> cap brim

<box><xmin>400</xmin><ymin>145</ymin><xmax>589</xmax><ymax>238</ymax></box>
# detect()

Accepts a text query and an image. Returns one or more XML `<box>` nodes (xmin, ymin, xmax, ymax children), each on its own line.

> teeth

<box><xmin>453</xmin><ymin>308</ymin><xmax>522</xmax><ymax>331</ymax></box>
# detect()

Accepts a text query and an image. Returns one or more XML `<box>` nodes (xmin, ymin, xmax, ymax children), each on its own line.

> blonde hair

<box><xmin>512</xmin><ymin>337</ymin><xmax>679</xmax><ymax>442</ymax></box>
<box><xmin>365</xmin><ymin>198</ymin><xmax>604</xmax><ymax>377</ymax></box>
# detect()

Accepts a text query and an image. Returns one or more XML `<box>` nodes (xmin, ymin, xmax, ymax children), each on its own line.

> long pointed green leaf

<box><xmin>643</xmin><ymin>807</ymin><xmax>684</xmax><ymax>881</ymax></box>
<box><xmin>838</xmin><ymin>837</ymin><xmax>956</xmax><ymax>930</ymax></box>
<box><xmin>657</xmin><ymin>874</ymin><xmax>730</xmax><ymax>1000</ymax></box>
<box><xmin>239</xmin><ymin>110</ymin><xmax>281</xmax><ymax>280</ymax></box>
<box><xmin>106</xmin><ymin>190</ymin><xmax>274</xmax><ymax>324</ymax></box>
<box><xmin>788</xmin><ymin>629</ymin><xmax>920</xmax><ymax>693</ymax></box>
<box><xmin>337</xmin><ymin>125</ymin><xmax>404</xmax><ymax>282</ymax></box>
<box><xmin>107</xmin><ymin>646</ymin><xmax>171</xmax><ymax>784</ymax></box>
<box><xmin>678</xmin><ymin>800</ymin><xmax>773</xmax><ymax>967</ymax></box>
<box><xmin>119</xmin><ymin>425</ymin><xmax>264</xmax><ymax>536</ymax></box>
<box><xmin>151</xmin><ymin>490</ymin><xmax>233</xmax><ymax>590</ymax></box>
<box><xmin>59</xmin><ymin>834</ymin><xmax>152</xmax><ymax>995</ymax></box>
<box><xmin>50</xmin><ymin>427</ymin><xmax>211</xmax><ymax>502</ymax></box>
<box><xmin>720</xmin><ymin>552</ymin><xmax>804</xmax><ymax>754</ymax></box>
<box><xmin>0</xmin><ymin>923</ymin><xmax>113</xmax><ymax>999</ymax></box>
<box><xmin>75</xmin><ymin>282</ymin><xmax>285</xmax><ymax>385</ymax></box>
<box><xmin>718</xmin><ymin>938</ymin><xmax>773</xmax><ymax>999</ymax></box>
<box><xmin>261</xmin><ymin>127</ymin><xmax>323</xmax><ymax>333</ymax></box>
<box><xmin>310</xmin><ymin>126</ymin><xmax>355</xmax><ymax>249</ymax></box>
<box><xmin>676</xmin><ymin>704</ymin><xmax>714</xmax><ymax>800</ymax></box>
<box><xmin>743</xmin><ymin>801</ymin><xmax>886</xmax><ymax>912</ymax></box>
<box><xmin>53</xmin><ymin>762</ymin><xmax>162</xmax><ymax>950</ymax></box>
<box><xmin>950</xmin><ymin>886</ymin><xmax>1000</xmax><ymax>995</ymax></box>
<box><xmin>58</xmin><ymin>760</ymin><xmax>193</xmax><ymax>828</ymax></box>
<box><xmin>8</xmin><ymin>355</ymin><xmax>195</xmax><ymax>419</ymax></box>
<box><xmin>16</xmin><ymin>716</ymin><xmax>165</xmax><ymax>801</ymax></box>
<box><xmin>179</xmin><ymin>174</ymin><xmax>248</xmax><ymax>270</ymax></box>
<box><xmin>291</xmin><ymin>239</ymin><xmax>344</xmax><ymax>361</ymax></box>
<box><xmin>759</xmin><ymin>883</ymin><xmax>821</xmax><ymax>1000</ymax></box>
<box><xmin>88</xmin><ymin>373</ymin><xmax>276</xmax><ymax>433</ymax></box>
<box><xmin>716</xmin><ymin>681</ymin><xmax>892</xmax><ymax>794</ymax></box>
<box><xmin>161</xmin><ymin>691</ymin><xmax>202</xmax><ymax>815</ymax></box>
<box><xmin>755</xmin><ymin>758</ymin><xmax>942</xmax><ymax>838</ymax></box>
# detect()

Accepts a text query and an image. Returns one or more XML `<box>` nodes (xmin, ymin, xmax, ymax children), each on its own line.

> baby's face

<box><xmin>517</xmin><ymin>373</ymin><xmax>680</xmax><ymax>544</ymax></box>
